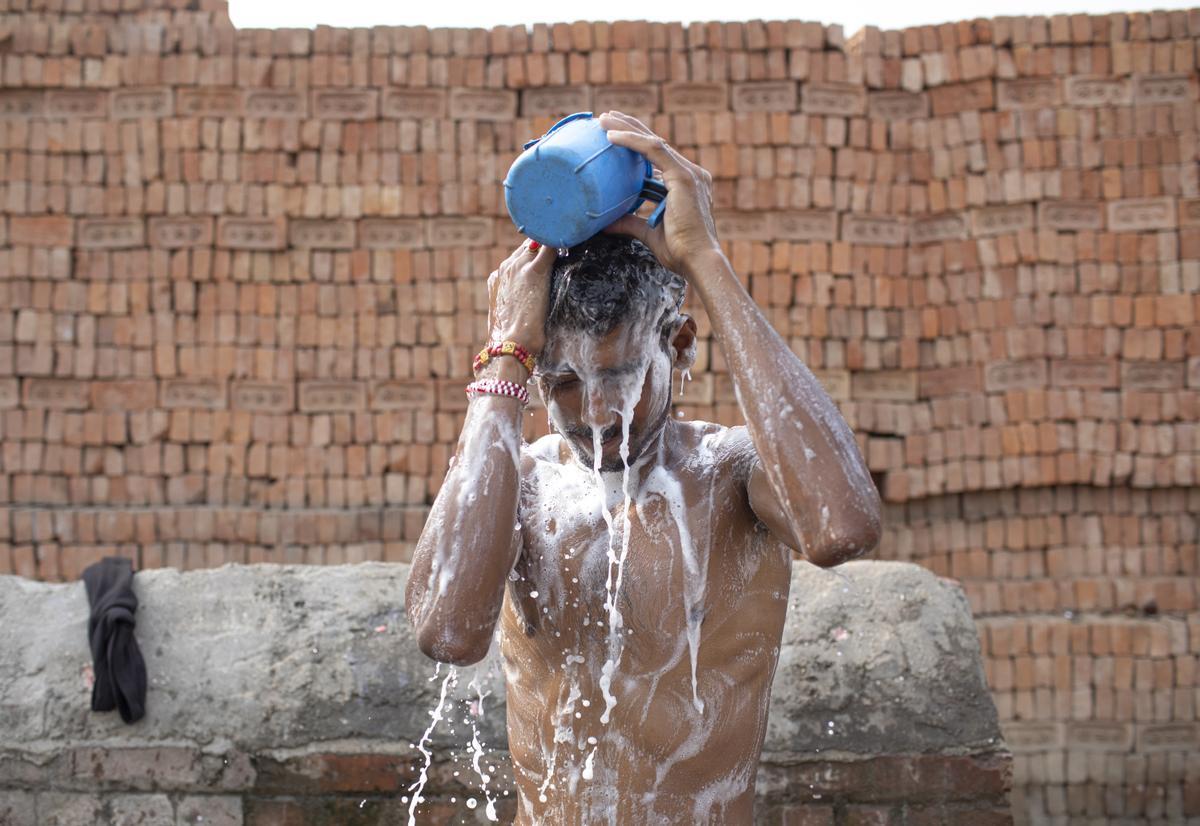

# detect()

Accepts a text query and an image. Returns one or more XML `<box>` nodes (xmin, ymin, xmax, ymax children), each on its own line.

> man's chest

<box><xmin>504</xmin><ymin>462</ymin><xmax>790</xmax><ymax>676</ymax></box>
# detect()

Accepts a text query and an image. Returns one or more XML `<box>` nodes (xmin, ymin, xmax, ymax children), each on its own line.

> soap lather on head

<box><xmin>534</xmin><ymin>233</ymin><xmax>699</xmax><ymax>473</ymax></box>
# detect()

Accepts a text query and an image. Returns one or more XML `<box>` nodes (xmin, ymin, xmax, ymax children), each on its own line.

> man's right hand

<box><xmin>486</xmin><ymin>239</ymin><xmax>558</xmax><ymax>356</ymax></box>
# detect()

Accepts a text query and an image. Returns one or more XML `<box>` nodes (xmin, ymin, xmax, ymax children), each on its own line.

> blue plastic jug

<box><xmin>503</xmin><ymin>111</ymin><xmax>668</xmax><ymax>250</ymax></box>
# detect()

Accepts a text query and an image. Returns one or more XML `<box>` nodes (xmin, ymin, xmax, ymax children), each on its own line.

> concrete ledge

<box><xmin>0</xmin><ymin>560</ymin><xmax>1010</xmax><ymax>823</ymax></box>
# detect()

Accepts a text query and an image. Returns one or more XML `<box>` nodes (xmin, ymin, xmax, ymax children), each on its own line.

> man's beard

<box><xmin>564</xmin><ymin>400</ymin><xmax>670</xmax><ymax>473</ymax></box>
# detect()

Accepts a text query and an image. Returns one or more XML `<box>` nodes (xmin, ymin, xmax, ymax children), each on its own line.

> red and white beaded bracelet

<box><xmin>465</xmin><ymin>377</ymin><xmax>530</xmax><ymax>407</ymax></box>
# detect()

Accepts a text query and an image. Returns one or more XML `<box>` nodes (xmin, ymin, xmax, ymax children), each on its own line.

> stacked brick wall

<box><xmin>0</xmin><ymin>0</ymin><xmax>1197</xmax><ymax>822</ymax></box>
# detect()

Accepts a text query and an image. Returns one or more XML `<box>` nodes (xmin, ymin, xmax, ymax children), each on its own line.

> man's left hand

<box><xmin>598</xmin><ymin>111</ymin><xmax>722</xmax><ymax>280</ymax></box>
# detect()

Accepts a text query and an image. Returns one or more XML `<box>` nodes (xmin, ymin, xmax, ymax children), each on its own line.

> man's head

<box><xmin>535</xmin><ymin>234</ymin><xmax>697</xmax><ymax>471</ymax></box>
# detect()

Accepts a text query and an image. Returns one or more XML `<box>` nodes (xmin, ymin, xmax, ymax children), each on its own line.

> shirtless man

<box><xmin>406</xmin><ymin>111</ymin><xmax>883</xmax><ymax>824</ymax></box>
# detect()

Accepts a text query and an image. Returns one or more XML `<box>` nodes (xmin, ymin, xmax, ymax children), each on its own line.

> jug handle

<box><xmin>522</xmin><ymin>111</ymin><xmax>594</xmax><ymax>150</ymax></box>
<box><xmin>639</xmin><ymin>178</ymin><xmax>668</xmax><ymax>229</ymax></box>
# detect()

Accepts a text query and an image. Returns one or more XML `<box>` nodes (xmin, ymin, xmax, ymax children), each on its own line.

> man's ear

<box><xmin>669</xmin><ymin>315</ymin><xmax>697</xmax><ymax>372</ymax></box>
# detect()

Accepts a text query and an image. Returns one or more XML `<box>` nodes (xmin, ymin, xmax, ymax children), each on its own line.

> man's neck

<box><xmin>562</xmin><ymin>418</ymin><xmax>679</xmax><ymax>503</ymax></box>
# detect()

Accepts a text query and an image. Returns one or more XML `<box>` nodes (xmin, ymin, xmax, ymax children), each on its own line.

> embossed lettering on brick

<box><xmin>10</xmin><ymin>216</ymin><xmax>74</xmax><ymax>246</ymax></box>
<box><xmin>244</xmin><ymin>90</ymin><xmax>307</xmax><ymax>118</ymax></box>
<box><xmin>984</xmin><ymin>360</ymin><xmax>1047</xmax><ymax>392</ymax></box>
<box><xmin>371</xmin><ymin>380</ymin><xmax>434</xmax><ymax>410</ymax></box>
<box><xmin>971</xmin><ymin>204</ymin><xmax>1034</xmax><ymax>237</ymax></box>
<box><xmin>1179</xmin><ymin>199</ymin><xmax>1200</xmax><ymax>227</ymax></box>
<box><xmin>851</xmin><ymin>370</ymin><xmax>918</xmax><ymax>401</ymax></box>
<box><xmin>217</xmin><ymin>217</ymin><xmax>286</xmax><ymax>250</ymax></box>
<box><xmin>842</xmin><ymin>215</ymin><xmax>907</xmax><ymax>247</ymax></box>
<box><xmin>0</xmin><ymin>90</ymin><xmax>44</xmax><ymax>118</ymax></box>
<box><xmin>45</xmin><ymin>90</ymin><xmax>108</xmax><ymax>118</ymax></box>
<box><xmin>812</xmin><ymin>369</ymin><xmax>850</xmax><ymax>402</ymax></box>
<box><xmin>594</xmin><ymin>85</ymin><xmax>659</xmax><ymax>113</ymax></box>
<box><xmin>449</xmin><ymin>88</ymin><xmax>518</xmax><ymax>120</ymax></box>
<box><xmin>149</xmin><ymin>217</ymin><xmax>213</xmax><ymax>249</ymax></box>
<box><xmin>112</xmin><ymin>88</ymin><xmax>173</xmax><ymax>118</ymax></box>
<box><xmin>1065</xmin><ymin>76</ymin><xmax>1132</xmax><ymax>107</ymax></box>
<box><xmin>920</xmin><ymin>366</ymin><xmax>981</xmax><ymax>397</ymax></box>
<box><xmin>1137</xmin><ymin>723</ymin><xmax>1199</xmax><ymax>752</ymax></box>
<box><xmin>436</xmin><ymin>379</ymin><xmax>470</xmax><ymax>412</ymax></box>
<box><xmin>231</xmin><ymin>381</ymin><xmax>294</xmax><ymax>413</ymax></box>
<box><xmin>1050</xmin><ymin>359</ymin><xmax>1117</xmax><ymax>388</ymax></box>
<box><xmin>714</xmin><ymin>212</ymin><xmax>772</xmax><ymax>241</ymax></box>
<box><xmin>801</xmin><ymin>83</ymin><xmax>866</xmax><ymax>116</ymax></box>
<box><xmin>23</xmin><ymin>379</ymin><xmax>89</xmax><ymax>410</ymax></box>
<box><xmin>299</xmin><ymin>381</ymin><xmax>366</xmax><ymax>412</ymax></box>
<box><xmin>663</xmin><ymin>83</ymin><xmax>728</xmax><ymax>112</ymax></box>
<box><xmin>773</xmin><ymin>210</ymin><xmax>838</xmax><ymax>242</ymax></box>
<box><xmin>1108</xmin><ymin>197</ymin><xmax>1175</xmax><ymax>232</ymax></box>
<box><xmin>78</xmin><ymin>218</ymin><xmax>145</xmax><ymax>249</ymax></box>
<box><xmin>162</xmin><ymin>379</ymin><xmax>226</xmax><ymax>409</ymax></box>
<box><xmin>1039</xmin><ymin>201</ymin><xmax>1103</xmax><ymax>231</ymax></box>
<box><xmin>867</xmin><ymin>91</ymin><xmax>928</xmax><ymax>120</ymax></box>
<box><xmin>382</xmin><ymin>88</ymin><xmax>446</xmax><ymax>119</ymax></box>
<box><xmin>177</xmin><ymin>88</ymin><xmax>241</xmax><ymax>118</ymax></box>
<box><xmin>91</xmin><ymin>380</ymin><xmax>157</xmax><ymax>410</ymax></box>
<box><xmin>289</xmin><ymin>219</ymin><xmax>356</xmax><ymax>250</ymax></box>
<box><xmin>910</xmin><ymin>213</ymin><xmax>967</xmax><ymax>244</ymax></box>
<box><xmin>1066</xmin><ymin>722</ymin><xmax>1132</xmax><ymax>751</ymax></box>
<box><xmin>1002</xmin><ymin>722</ymin><xmax>1062</xmax><ymax>752</ymax></box>
<box><xmin>359</xmin><ymin>219</ymin><xmax>426</xmax><ymax>249</ymax></box>
<box><xmin>732</xmin><ymin>82</ymin><xmax>796</xmax><ymax>112</ymax></box>
<box><xmin>1121</xmin><ymin>361</ymin><xmax>1184</xmax><ymax>390</ymax></box>
<box><xmin>428</xmin><ymin>217</ymin><xmax>494</xmax><ymax>248</ymax></box>
<box><xmin>522</xmin><ymin>86</ymin><xmax>591</xmax><ymax>116</ymax></box>
<box><xmin>1134</xmin><ymin>73</ymin><xmax>1194</xmax><ymax>104</ymax></box>
<box><xmin>997</xmin><ymin>79</ymin><xmax>1060</xmax><ymax>110</ymax></box>
<box><xmin>312</xmin><ymin>89</ymin><xmax>378</xmax><ymax>120</ymax></box>
<box><xmin>0</xmin><ymin>378</ymin><xmax>18</xmax><ymax>409</ymax></box>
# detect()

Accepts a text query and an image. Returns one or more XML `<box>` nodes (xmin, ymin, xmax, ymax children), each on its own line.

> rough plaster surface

<box><xmin>0</xmin><ymin>560</ymin><xmax>1000</xmax><ymax>756</ymax></box>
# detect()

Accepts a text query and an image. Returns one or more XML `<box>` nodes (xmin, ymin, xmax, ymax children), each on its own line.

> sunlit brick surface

<box><xmin>1</xmin><ymin>1</ymin><xmax>1198</xmax><ymax>822</ymax></box>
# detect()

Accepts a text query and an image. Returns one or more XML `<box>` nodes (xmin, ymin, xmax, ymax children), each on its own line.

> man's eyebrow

<box><xmin>537</xmin><ymin>363</ymin><xmax>639</xmax><ymax>379</ymax></box>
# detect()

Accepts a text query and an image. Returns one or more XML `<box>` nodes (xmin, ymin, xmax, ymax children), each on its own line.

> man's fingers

<box><xmin>602</xmin><ymin>214</ymin><xmax>665</xmax><ymax>260</ymax></box>
<box><xmin>598</xmin><ymin>110</ymin><xmax>653</xmax><ymax>136</ymax></box>
<box><xmin>604</xmin><ymin>129</ymin><xmax>684</xmax><ymax>178</ymax></box>
<box><xmin>527</xmin><ymin>241</ymin><xmax>558</xmax><ymax>271</ymax></box>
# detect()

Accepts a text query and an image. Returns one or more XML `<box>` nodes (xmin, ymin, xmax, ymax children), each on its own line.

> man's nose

<box><xmin>581</xmin><ymin>383</ymin><xmax>617</xmax><ymax>432</ymax></box>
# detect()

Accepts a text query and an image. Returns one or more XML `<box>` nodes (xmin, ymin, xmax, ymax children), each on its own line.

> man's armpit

<box><xmin>744</xmin><ymin>449</ymin><xmax>809</xmax><ymax>557</ymax></box>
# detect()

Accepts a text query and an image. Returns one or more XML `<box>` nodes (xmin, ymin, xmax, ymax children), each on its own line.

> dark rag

<box><xmin>81</xmin><ymin>556</ymin><xmax>147</xmax><ymax>723</ymax></box>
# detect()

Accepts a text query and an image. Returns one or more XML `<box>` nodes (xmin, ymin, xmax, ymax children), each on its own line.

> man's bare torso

<box><xmin>499</xmin><ymin>418</ymin><xmax>792</xmax><ymax>824</ymax></box>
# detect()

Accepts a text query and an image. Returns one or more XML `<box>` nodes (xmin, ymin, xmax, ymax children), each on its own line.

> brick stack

<box><xmin>0</xmin><ymin>0</ymin><xmax>1197</xmax><ymax>822</ymax></box>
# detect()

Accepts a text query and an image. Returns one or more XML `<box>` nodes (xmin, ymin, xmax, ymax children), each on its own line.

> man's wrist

<box><xmin>474</xmin><ymin>357</ymin><xmax>530</xmax><ymax>385</ymax></box>
<box><xmin>682</xmin><ymin>246</ymin><xmax>734</xmax><ymax>300</ymax></box>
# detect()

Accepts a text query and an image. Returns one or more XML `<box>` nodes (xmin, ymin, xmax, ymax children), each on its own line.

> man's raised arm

<box><xmin>405</xmin><ymin>241</ymin><xmax>557</xmax><ymax>665</ymax></box>
<box><xmin>598</xmin><ymin>110</ymin><xmax>883</xmax><ymax>567</ymax></box>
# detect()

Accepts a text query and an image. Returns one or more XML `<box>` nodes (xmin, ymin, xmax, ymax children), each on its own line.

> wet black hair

<box><xmin>545</xmin><ymin>234</ymin><xmax>686</xmax><ymax>342</ymax></box>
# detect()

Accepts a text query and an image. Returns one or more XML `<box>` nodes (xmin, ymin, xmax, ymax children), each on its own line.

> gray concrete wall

<box><xmin>0</xmin><ymin>561</ymin><xmax>1010</xmax><ymax>824</ymax></box>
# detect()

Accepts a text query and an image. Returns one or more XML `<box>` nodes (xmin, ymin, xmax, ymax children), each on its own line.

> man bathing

<box><xmin>406</xmin><ymin>111</ymin><xmax>883</xmax><ymax>824</ymax></box>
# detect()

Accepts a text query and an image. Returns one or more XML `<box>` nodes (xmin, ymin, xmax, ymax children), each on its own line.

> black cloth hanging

<box><xmin>81</xmin><ymin>557</ymin><xmax>147</xmax><ymax>724</ymax></box>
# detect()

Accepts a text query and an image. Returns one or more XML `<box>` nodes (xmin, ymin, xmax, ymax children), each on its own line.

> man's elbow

<box><xmin>807</xmin><ymin>515</ymin><xmax>882</xmax><ymax>569</ymax></box>
<box><xmin>415</xmin><ymin>622</ymin><xmax>493</xmax><ymax>667</ymax></box>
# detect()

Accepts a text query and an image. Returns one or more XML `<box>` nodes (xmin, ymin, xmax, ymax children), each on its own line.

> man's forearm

<box><xmin>686</xmin><ymin>249</ymin><xmax>882</xmax><ymax>553</ymax></box>
<box><xmin>406</xmin><ymin>359</ymin><xmax>526</xmax><ymax>665</ymax></box>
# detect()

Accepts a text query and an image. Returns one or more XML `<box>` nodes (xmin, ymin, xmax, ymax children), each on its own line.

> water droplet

<box><xmin>530</xmin><ymin>590</ymin><xmax>539</xmax><ymax>598</ymax></box>
<box><xmin>359</xmin><ymin>800</ymin><xmax>366</xmax><ymax>809</ymax></box>
<box><xmin>556</xmin><ymin>247</ymin><xmax>569</xmax><ymax>257</ymax></box>
<box><xmin>466</xmin><ymin>798</ymin><xmax>478</xmax><ymax>810</ymax></box>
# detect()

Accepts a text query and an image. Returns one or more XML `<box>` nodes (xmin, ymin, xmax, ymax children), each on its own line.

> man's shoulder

<box><xmin>677</xmin><ymin>417</ymin><xmax>753</xmax><ymax>458</ymax></box>
<box><xmin>519</xmin><ymin>431</ymin><xmax>566</xmax><ymax>469</ymax></box>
